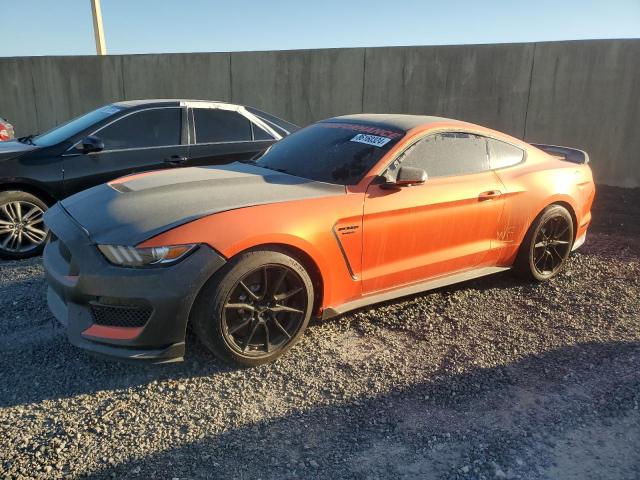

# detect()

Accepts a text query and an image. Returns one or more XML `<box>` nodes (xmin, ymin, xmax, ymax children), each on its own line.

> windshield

<box><xmin>33</xmin><ymin>104</ymin><xmax>125</xmax><ymax>147</ymax></box>
<box><xmin>254</xmin><ymin>122</ymin><xmax>405</xmax><ymax>185</ymax></box>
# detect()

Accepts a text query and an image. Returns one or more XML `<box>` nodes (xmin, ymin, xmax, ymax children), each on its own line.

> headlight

<box><xmin>97</xmin><ymin>244</ymin><xmax>198</xmax><ymax>267</ymax></box>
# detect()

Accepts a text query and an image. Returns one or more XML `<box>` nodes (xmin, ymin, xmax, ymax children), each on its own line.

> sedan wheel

<box><xmin>0</xmin><ymin>192</ymin><xmax>49</xmax><ymax>259</ymax></box>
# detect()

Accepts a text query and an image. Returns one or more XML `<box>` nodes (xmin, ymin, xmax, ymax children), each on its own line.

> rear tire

<box><xmin>514</xmin><ymin>204</ymin><xmax>574</xmax><ymax>282</ymax></box>
<box><xmin>192</xmin><ymin>249</ymin><xmax>314</xmax><ymax>367</ymax></box>
<box><xmin>0</xmin><ymin>191</ymin><xmax>50</xmax><ymax>260</ymax></box>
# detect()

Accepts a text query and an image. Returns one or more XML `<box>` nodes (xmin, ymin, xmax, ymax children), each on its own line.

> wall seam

<box><xmin>229</xmin><ymin>52</ymin><xmax>233</xmax><ymax>103</ymax></box>
<box><xmin>523</xmin><ymin>42</ymin><xmax>537</xmax><ymax>140</ymax></box>
<box><xmin>29</xmin><ymin>63</ymin><xmax>40</xmax><ymax>133</ymax></box>
<box><xmin>120</xmin><ymin>56</ymin><xmax>127</xmax><ymax>100</ymax></box>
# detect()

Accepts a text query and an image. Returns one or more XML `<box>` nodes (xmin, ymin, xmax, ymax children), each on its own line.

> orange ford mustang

<box><xmin>43</xmin><ymin>114</ymin><xmax>595</xmax><ymax>365</ymax></box>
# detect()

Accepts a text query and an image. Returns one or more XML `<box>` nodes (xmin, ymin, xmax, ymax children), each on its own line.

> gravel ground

<box><xmin>0</xmin><ymin>185</ymin><xmax>639</xmax><ymax>480</ymax></box>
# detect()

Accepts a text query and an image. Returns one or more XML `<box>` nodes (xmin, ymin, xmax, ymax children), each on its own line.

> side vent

<box><xmin>332</xmin><ymin>224</ymin><xmax>360</xmax><ymax>280</ymax></box>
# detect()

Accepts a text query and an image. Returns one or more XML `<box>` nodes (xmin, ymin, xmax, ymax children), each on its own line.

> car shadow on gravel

<box><xmin>89</xmin><ymin>340</ymin><xmax>640</xmax><ymax>480</ymax></box>
<box><xmin>0</xmin><ymin>331</ymin><xmax>244</xmax><ymax>409</ymax></box>
<box><xmin>0</xmin><ymin>267</ymin><xmax>560</xmax><ymax>410</ymax></box>
<box><xmin>0</xmin><ymin>260</ymin><xmax>531</xmax><ymax>411</ymax></box>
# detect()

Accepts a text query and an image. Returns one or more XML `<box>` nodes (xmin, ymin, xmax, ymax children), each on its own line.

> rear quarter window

<box><xmin>252</xmin><ymin>123</ymin><xmax>274</xmax><ymax>141</ymax></box>
<box><xmin>488</xmin><ymin>138</ymin><xmax>525</xmax><ymax>169</ymax></box>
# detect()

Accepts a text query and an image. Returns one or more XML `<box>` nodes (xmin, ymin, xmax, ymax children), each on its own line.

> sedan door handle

<box><xmin>164</xmin><ymin>155</ymin><xmax>189</xmax><ymax>165</ymax></box>
<box><xmin>478</xmin><ymin>190</ymin><xmax>502</xmax><ymax>201</ymax></box>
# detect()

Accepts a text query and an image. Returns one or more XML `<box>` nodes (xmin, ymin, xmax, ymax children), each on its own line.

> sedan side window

<box><xmin>98</xmin><ymin>108</ymin><xmax>181</xmax><ymax>150</ymax></box>
<box><xmin>487</xmin><ymin>138</ymin><xmax>524</xmax><ymax>169</ymax></box>
<box><xmin>193</xmin><ymin>109</ymin><xmax>253</xmax><ymax>143</ymax></box>
<box><xmin>252</xmin><ymin>123</ymin><xmax>274</xmax><ymax>141</ymax></box>
<box><xmin>399</xmin><ymin>133</ymin><xmax>490</xmax><ymax>178</ymax></box>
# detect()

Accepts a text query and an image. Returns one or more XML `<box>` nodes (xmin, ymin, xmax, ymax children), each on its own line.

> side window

<box><xmin>399</xmin><ymin>132</ymin><xmax>489</xmax><ymax>178</ymax></box>
<box><xmin>193</xmin><ymin>109</ymin><xmax>252</xmax><ymax>143</ymax></box>
<box><xmin>252</xmin><ymin>123</ymin><xmax>274</xmax><ymax>141</ymax></box>
<box><xmin>98</xmin><ymin>108</ymin><xmax>181</xmax><ymax>150</ymax></box>
<box><xmin>487</xmin><ymin>138</ymin><xmax>524</xmax><ymax>169</ymax></box>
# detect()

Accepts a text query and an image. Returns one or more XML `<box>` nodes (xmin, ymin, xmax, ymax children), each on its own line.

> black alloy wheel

<box><xmin>514</xmin><ymin>204</ymin><xmax>574</xmax><ymax>282</ymax></box>
<box><xmin>532</xmin><ymin>214</ymin><xmax>572</xmax><ymax>276</ymax></box>
<box><xmin>193</xmin><ymin>249</ymin><xmax>314</xmax><ymax>366</ymax></box>
<box><xmin>222</xmin><ymin>264</ymin><xmax>307</xmax><ymax>356</ymax></box>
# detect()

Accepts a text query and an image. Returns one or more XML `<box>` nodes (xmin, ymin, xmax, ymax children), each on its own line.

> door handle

<box><xmin>478</xmin><ymin>190</ymin><xmax>502</xmax><ymax>201</ymax></box>
<box><xmin>164</xmin><ymin>155</ymin><xmax>189</xmax><ymax>165</ymax></box>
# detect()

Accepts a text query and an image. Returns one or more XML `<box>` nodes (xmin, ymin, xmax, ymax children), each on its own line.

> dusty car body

<box><xmin>43</xmin><ymin>114</ymin><xmax>595</xmax><ymax>365</ymax></box>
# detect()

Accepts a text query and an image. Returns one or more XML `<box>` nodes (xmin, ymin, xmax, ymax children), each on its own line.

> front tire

<box><xmin>0</xmin><ymin>191</ymin><xmax>50</xmax><ymax>260</ymax></box>
<box><xmin>514</xmin><ymin>204</ymin><xmax>574</xmax><ymax>282</ymax></box>
<box><xmin>192</xmin><ymin>249</ymin><xmax>314</xmax><ymax>366</ymax></box>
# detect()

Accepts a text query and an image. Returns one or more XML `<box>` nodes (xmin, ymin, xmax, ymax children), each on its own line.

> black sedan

<box><xmin>0</xmin><ymin>100</ymin><xmax>297</xmax><ymax>259</ymax></box>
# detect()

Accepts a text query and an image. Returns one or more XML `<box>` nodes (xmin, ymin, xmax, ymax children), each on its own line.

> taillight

<box><xmin>0</xmin><ymin>121</ymin><xmax>13</xmax><ymax>141</ymax></box>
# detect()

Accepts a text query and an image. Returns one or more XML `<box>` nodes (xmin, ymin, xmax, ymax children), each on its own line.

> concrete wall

<box><xmin>231</xmin><ymin>48</ymin><xmax>365</xmax><ymax>127</ymax></box>
<box><xmin>0</xmin><ymin>39</ymin><xmax>637</xmax><ymax>187</ymax></box>
<box><xmin>362</xmin><ymin>43</ymin><xmax>535</xmax><ymax>139</ymax></box>
<box><xmin>525</xmin><ymin>40</ymin><xmax>640</xmax><ymax>187</ymax></box>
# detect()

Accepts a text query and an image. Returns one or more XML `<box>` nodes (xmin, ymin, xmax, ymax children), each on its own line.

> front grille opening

<box><xmin>90</xmin><ymin>303</ymin><xmax>152</xmax><ymax>328</ymax></box>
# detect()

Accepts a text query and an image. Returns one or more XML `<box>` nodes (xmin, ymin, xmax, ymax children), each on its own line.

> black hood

<box><xmin>0</xmin><ymin>140</ymin><xmax>38</xmax><ymax>161</ymax></box>
<box><xmin>51</xmin><ymin>163</ymin><xmax>345</xmax><ymax>245</ymax></box>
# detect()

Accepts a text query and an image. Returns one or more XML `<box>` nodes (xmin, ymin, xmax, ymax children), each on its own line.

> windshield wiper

<box><xmin>239</xmin><ymin>149</ymin><xmax>270</xmax><ymax>165</ymax></box>
<box><xmin>17</xmin><ymin>135</ymin><xmax>35</xmax><ymax>145</ymax></box>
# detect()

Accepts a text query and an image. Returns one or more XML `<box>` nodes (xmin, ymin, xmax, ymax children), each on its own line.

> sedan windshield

<box><xmin>33</xmin><ymin>104</ymin><xmax>125</xmax><ymax>147</ymax></box>
<box><xmin>254</xmin><ymin>122</ymin><xmax>405</xmax><ymax>185</ymax></box>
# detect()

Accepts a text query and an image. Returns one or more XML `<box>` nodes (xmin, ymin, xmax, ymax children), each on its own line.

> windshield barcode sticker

<box><xmin>350</xmin><ymin>133</ymin><xmax>391</xmax><ymax>147</ymax></box>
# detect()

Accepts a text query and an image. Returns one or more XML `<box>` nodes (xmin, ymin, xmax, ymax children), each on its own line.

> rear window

<box><xmin>245</xmin><ymin>106</ymin><xmax>299</xmax><ymax>136</ymax></box>
<box><xmin>193</xmin><ymin>109</ymin><xmax>252</xmax><ymax>143</ymax></box>
<box><xmin>254</xmin><ymin>122</ymin><xmax>404</xmax><ymax>185</ymax></box>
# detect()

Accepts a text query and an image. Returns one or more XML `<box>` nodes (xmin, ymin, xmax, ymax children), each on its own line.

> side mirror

<box><xmin>383</xmin><ymin>166</ymin><xmax>427</xmax><ymax>188</ymax></box>
<box><xmin>78</xmin><ymin>135</ymin><xmax>104</xmax><ymax>154</ymax></box>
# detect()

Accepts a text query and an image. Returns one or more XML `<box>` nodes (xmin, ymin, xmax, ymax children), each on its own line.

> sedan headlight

<box><xmin>98</xmin><ymin>244</ymin><xmax>198</xmax><ymax>267</ymax></box>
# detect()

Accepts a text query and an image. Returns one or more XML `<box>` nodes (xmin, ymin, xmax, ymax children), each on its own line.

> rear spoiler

<box><xmin>531</xmin><ymin>143</ymin><xmax>589</xmax><ymax>164</ymax></box>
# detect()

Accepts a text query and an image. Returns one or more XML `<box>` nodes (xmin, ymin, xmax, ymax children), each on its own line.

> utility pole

<box><xmin>91</xmin><ymin>0</ymin><xmax>107</xmax><ymax>55</ymax></box>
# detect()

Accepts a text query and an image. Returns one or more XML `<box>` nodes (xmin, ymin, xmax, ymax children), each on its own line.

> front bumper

<box><xmin>43</xmin><ymin>204</ymin><xmax>226</xmax><ymax>363</ymax></box>
<box><xmin>572</xmin><ymin>231</ymin><xmax>587</xmax><ymax>251</ymax></box>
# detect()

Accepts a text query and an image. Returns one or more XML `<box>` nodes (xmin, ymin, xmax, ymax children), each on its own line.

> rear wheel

<box><xmin>514</xmin><ymin>204</ymin><xmax>574</xmax><ymax>282</ymax></box>
<box><xmin>0</xmin><ymin>191</ymin><xmax>49</xmax><ymax>260</ymax></box>
<box><xmin>192</xmin><ymin>249</ymin><xmax>314</xmax><ymax>366</ymax></box>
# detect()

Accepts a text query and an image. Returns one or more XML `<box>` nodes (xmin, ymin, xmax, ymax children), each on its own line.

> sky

<box><xmin>2</xmin><ymin>0</ymin><xmax>640</xmax><ymax>57</ymax></box>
